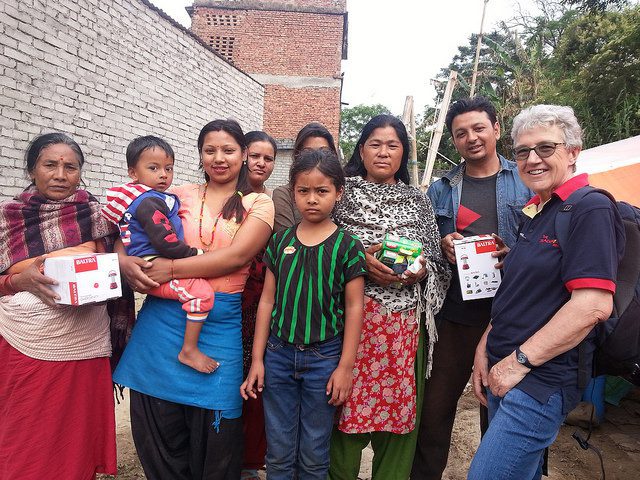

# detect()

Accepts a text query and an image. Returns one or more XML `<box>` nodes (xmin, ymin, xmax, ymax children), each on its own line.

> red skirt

<box><xmin>337</xmin><ymin>297</ymin><xmax>419</xmax><ymax>434</ymax></box>
<box><xmin>0</xmin><ymin>337</ymin><xmax>117</xmax><ymax>479</ymax></box>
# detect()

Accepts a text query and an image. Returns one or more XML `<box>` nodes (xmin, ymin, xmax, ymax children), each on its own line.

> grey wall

<box><xmin>0</xmin><ymin>0</ymin><xmax>264</xmax><ymax>201</ymax></box>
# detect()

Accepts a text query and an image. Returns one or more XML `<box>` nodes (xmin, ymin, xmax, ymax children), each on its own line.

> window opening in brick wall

<box><xmin>208</xmin><ymin>36</ymin><xmax>235</xmax><ymax>62</ymax></box>
<box><xmin>205</xmin><ymin>14</ymin><xmax>239</xmax><ymax>26</ymax></box>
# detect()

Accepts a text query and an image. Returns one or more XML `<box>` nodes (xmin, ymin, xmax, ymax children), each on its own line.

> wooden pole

<box><xmin>402</xmin><ymin>96</ymin><xmax>419</xmax><ymax>187</ymax></box>
<box><xmin>421</xmin><ymin>71</ymin><xmax>458</xmax><ymax>189</ymax></box>
<box><xmin>470</xmin><ymin>0</ymin><xmax>489</xmax><ymax>97</ymax></box>
<box><xmin>409</xmin><ymin>104</ymin><xmax>418</xmax><ymax>187</ymax></box>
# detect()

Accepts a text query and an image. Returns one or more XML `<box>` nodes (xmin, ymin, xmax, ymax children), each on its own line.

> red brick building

<box><xmin>187</xmin><ymin>0</ymin><xmax>347</xmax><ymax>184</ymax></box>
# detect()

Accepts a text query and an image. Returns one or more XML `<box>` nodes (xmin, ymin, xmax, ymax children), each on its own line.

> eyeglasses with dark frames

<box><xmin>513</xmin><ymin>142</ymin><xmax>566</xmax><ymax>162</ymax></box>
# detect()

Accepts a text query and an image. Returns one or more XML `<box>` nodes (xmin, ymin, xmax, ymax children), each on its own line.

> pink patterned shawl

<box><xmin>0</xmin><ymin>185</ymin><xmax>135</xmax><ymax>372</ymax></box>
<box><xmin>0</xmin><ymin>186</ymin><xmax>115</xmax><ymax>272</ymax></box>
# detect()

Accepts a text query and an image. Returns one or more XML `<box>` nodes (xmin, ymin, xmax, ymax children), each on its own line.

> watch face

<box><xmin>517</xmin><ymin>352</ymin><xmax>526</xmax><ymax>364</ymax></box>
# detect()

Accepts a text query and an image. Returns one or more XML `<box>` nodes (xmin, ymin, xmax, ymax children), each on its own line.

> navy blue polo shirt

<box><xmin>487</xmin><ymin>174</ymin><xmax>624</xmax><ymax>412</ymax></box>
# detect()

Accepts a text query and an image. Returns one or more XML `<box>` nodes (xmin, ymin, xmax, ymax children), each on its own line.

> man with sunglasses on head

<box><xmin>411</xmin><ymin>96</ymin><xmax>532</xmax><ymax>480</ymax></box>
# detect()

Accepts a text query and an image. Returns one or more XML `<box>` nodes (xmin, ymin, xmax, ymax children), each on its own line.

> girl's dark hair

<box><xmin>289</xmin><ymin>148</ymin><xmax>345</xmax><ymax>191</ymax></box>
<box><xmin>245</xmin><ymin>130</ymin><xmax>278</xmax><ymax>157</ymax></box>
<box><xmin>344</xmin><ymin>114</ymin><xmax>410</xmax><ymax>185</ymax></box>
<box><xmin>25</xmin><ymin>132</ymin><xmax>85</xmax><ymax>178</ymax></box>
<box><xmin>126</xmin><ymin>135</ymin><xmax>175</xmax><ymax>168</ymax></box>
<box><xmin>292</xmin><ymin>122</ymin><xmax>337</xmax><ymax>160</ymax></box>
<box><xmin>197</xmin><ymin>119</ymin><xmax>251</xmax><ymax>223</ymax></box>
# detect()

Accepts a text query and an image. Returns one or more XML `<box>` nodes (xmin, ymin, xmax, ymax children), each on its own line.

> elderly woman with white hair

<box><xmin>467</xmin><ymin>105</ymin><xmax>626</xmax><ymax>480</ymax></box>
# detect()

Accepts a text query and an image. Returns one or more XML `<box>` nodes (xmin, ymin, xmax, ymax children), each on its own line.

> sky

<box><xmin>148</xmin><ymin>0</ymin><xmax>519</xmax><ymax>114</ymax></box>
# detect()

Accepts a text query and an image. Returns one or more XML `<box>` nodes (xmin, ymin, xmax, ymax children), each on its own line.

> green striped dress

<box><xmin>264</xmin><ymin>225</ymin><xmax>367</xmax><ymax>345</ymax></box>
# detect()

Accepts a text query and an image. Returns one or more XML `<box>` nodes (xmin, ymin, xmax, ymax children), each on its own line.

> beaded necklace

<box><xmin>198</xmin><ymin>183</ymin><xmax>220</xmax><ymax>250</ymax></box>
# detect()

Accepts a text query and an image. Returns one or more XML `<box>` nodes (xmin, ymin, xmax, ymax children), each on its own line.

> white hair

<box><xmin>511</xmin><ymin>105</ymin><xmax>583</xmax><ymax>149</ymax></box>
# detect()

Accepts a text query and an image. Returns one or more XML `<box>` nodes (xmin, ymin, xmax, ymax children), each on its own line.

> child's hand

<box><xmin>240</xmin><ymin>362</ymin><xmax>265</xmax><ymax>400</ymax></box>
<box><xmin>326</xmin><ymin>364</ymin><xmax>353</xmax><ymax>406</ymax></box>
<box><xmin>145</xmin><ymin>257</ymin><xmax>172</xmax><ymax>284</ymax></box>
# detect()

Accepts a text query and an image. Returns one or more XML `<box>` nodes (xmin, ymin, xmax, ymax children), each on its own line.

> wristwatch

<box><xmin>515</xmin><ymin>346</ymin><xmax>535</xmax><ymax>369</ymax></box>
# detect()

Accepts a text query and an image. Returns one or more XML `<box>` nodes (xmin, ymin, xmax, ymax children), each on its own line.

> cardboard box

<box><xmin>453</xmin><ymin>235</ymin><xmax>501</xmax><ymax>300</ymax></box>
<box><xmin>376</xmin><ymin>234</ymin><xmax>423</xmax><ymax>275</ymax></box>
<box><xmin>44</xmin><ymin>253</ymin><xmax>122</xmax><ymax>305</ymax></box>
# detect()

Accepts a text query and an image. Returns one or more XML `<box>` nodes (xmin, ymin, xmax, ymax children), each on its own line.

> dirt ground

<box><xmin>442</xmin><ymin>386</ymin><xmax>640</xmax><ymax>480</ymax></box>
<box><xmin>100</xmin><ymin>383</ymin><xmax>640</xmax><ymax>480</ymax></box>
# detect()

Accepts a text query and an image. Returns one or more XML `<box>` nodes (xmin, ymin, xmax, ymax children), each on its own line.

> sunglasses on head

<box><xmin>513</xmin><ymin>142</ymin><xmax>566</xmax><ymax>162</ymax></box>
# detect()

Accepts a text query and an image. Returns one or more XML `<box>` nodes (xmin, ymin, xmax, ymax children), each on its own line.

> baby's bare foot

<box><xmin>178</xmin><ymin>348</ymin><xmax>219</xmax><ymax>373</ymax></box>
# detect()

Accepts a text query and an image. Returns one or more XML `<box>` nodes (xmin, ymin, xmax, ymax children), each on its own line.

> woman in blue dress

<box><xmin>114</xmin><ymin>119</ymin><xmax>274</xmax><ymax>480</ymax></box>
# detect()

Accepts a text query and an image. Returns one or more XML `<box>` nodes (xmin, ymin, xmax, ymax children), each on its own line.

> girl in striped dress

<box><xmin>241</xmin><ymin>148</ymin><xmax>366</xmax><ymax>480</ymax></box>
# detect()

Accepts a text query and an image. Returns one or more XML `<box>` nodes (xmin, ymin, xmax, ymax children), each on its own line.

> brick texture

<box><xmin>268</xmin><ymin>148</ymin><xmax>294</xmax><ymax>189</ymax></box>
<box><xmin>264</xmin><ymin>85</ymin><xmax>340</xmax><ymax>141</ymax></box>
<box><xmin>189</xmin><ymin>0</ymin><xmax>345</xmax><ymax>146</ymax></box>
<box><xmin>191</xmin><ymin>8</ymin><xmax>344</xmax><ymax>78</ymax></box>
<box><xmin>0</xmin><ymin>0</ymin><xmax>264</xmax><ymax>202</ymax></box>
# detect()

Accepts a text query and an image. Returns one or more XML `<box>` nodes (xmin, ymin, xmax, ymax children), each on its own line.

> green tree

<box><xmin>547</xmin><ymin>5</ymin><xmax>640</xmax><ymax>145</ymax></box>
<box><xmin>561</xmin><ymin>0</ymin><xmax>630</xmax><ymax>12</ymax></box>
<box><xmin>433</xmin><ymin>30</ymin><xmax>517</xmax><ymax>103</ymax></box>
<box><xmin>429</xmin><ymin>29</ymin><xmax>524</xmax><ymax>161</ymax></box>
<box><xmin>432</xmin><ymin>1</ymin><xmax>640</xmax><ymax>158</ymax></box>
<box><xmin>340</xmin><ymin>104</ymin><xmax>392</xmax><ymax>161</ymax></box>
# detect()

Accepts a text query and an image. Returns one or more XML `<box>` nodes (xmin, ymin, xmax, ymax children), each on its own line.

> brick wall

<box><xmin>0</xmin><ymin>0</ymin><xmax>264</xmax><ymax>202</ymax></box>
<box><xmin>264</xmin><ymin>85</ymin><xmax>340</xmax><ymax>141</ymax></box>
<box><xmin>189</xmin><ymin>0</ymin><xmax>345</xmax><ymax>146</ymax></box>
<box><xmin>190</xmin><ymin>1</ymin><xmax>346</xmax><ymax>15</ymax></box>
<box><xmin>191</xmin><ymin>8</ymin><xmax>344</xmax><ymax>77</ymax></box>
<box><xmin>267</xmin><ymin>147</ymin><xmax>293</xmax><ymax>190</ymax></box>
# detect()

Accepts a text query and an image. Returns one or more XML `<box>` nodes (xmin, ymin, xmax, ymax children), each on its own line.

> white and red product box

<box><xmin>453</xmin><ymin>235</ymin><xmax>501</xmax><ymax>301</ymax></box>
<box><xmin>44</xmin><ymin>253</ymin><xmax>122</xmax><ymax>305</ymax></box>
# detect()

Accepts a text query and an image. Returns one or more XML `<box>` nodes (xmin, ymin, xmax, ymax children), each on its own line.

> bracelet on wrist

<box><xmin>0</xmin><ymin>273</ymin><xmax>18</xmax><ymax>296</ymax></box>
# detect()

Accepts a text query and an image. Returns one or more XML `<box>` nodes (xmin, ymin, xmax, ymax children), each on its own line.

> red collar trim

<box><xmin>524</xmin><ymin>173</ymin><xmax>589</xmax><ymax>206</ymax></box>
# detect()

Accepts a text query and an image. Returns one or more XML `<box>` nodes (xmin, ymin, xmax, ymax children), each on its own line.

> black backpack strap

<box><xmin>554</xmin><ymin>186</ymin><xmax>598</xmax><ymax>249</ymax></box>
<box><xmin>577</xmin><ymin>342</ymin><xmax>592</xmax><ymax>389</ymax></box>
<box><xmin>554</xmin><ymin>186</ymin><xmax>616</xmax><ymax>389</ymax></box>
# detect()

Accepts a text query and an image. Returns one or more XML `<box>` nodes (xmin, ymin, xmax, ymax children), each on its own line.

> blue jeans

<box><xmin>468</xmin><ymin>388</ymin><xmax>565</xmax><ymax>480</ymax></box>
<box><xmin>262</xmin><ymin>334</ymin><xmax>342</xmax><ymax>480</ymax></box>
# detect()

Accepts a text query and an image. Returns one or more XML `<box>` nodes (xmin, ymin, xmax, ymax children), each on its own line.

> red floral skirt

<box><xmin>338</xmin><ymin>296</ymin><xmax>419</xmax><ymax>434</ymax></box>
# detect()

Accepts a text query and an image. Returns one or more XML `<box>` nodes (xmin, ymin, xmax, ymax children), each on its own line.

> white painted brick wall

<box><xmin>0</xmin><ymin>0</ymin><xmax>264</xmax><ymax>201</ymax></box>
<box><xmin>267</xmin><ymin>149</ymin><xmax>294</xmax><ymax>189</ymax></box>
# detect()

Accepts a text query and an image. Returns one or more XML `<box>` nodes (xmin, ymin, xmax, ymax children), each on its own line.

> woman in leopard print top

<box><xmin>329</xmin><ymin>114</ymin><xmax>450</xmax><ymax>480</ymax></box>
